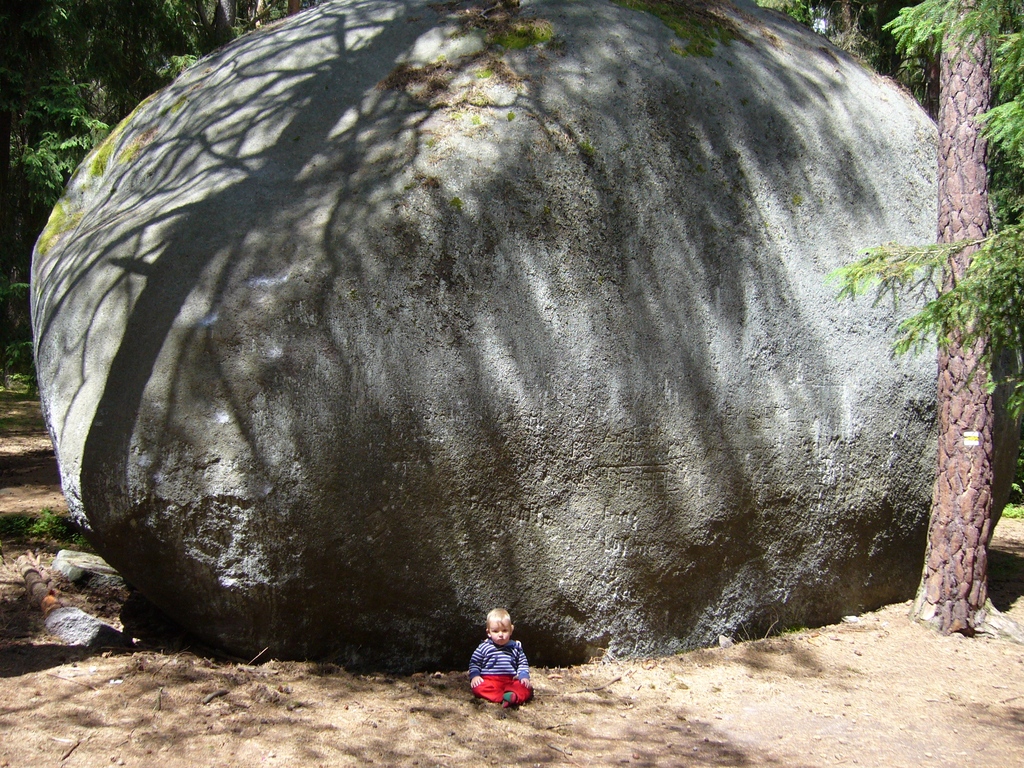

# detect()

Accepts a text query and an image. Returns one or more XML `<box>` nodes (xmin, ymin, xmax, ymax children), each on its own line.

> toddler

<box><xmin>468</xmin><ymin>608</ymin><xmax>533</xmax><ymax>708</ymax></box>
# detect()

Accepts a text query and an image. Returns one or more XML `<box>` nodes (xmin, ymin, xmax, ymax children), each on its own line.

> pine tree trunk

<box><xmin>0</xmin><ymin>110</ymin><xmax>11</xmax><ymax>216</ymax></box>
<box><xmin>912</xmin><ymin>32</ymin><xmax>994</xmax><ymax>633</ymax></box>
<box><xmin>213</xmin><ymin>0</ymin><xmax>237</xmax><ymax>43</ymax></box>
<box><xmin>0</xmin><ymin>109</ymin><xmax>11</xmax><ymax>386</ymax></box>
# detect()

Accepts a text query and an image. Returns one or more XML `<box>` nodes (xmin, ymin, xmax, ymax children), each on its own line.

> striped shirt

<box><xmin>469</xmin><ymin>638</ymin><xmax>530</xmax><ymax>680</ymax></box>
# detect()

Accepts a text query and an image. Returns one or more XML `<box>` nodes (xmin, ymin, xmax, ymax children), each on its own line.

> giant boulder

<box><xmin>34</xmin><ymin>0</ymin><xmax>943</xmax><ymax>667</ymax></box>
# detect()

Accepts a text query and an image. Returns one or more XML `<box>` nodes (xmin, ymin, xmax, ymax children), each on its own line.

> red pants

<box><xmin>471</xmin><ymin>674</ymin><xmax>533</xmax><ymax>705</ymax></box>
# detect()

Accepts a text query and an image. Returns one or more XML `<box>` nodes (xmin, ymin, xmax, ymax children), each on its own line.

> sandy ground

<box><xmin>2</xmin><ymin>396</ymin><xmax>1023</xmax><ymax>767</ymax></box>
<box><xmin>0</xmin><ymin>395</ymin><xmax>67</xmax><ymax>516</ymax></box>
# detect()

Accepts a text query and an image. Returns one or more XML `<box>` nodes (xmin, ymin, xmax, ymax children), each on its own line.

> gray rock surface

<box><xmin>32</xmin><ymin>0</ymin><xmax>956</xmax><ymax>667</ymax></box>
<box><xmin>52</xmin><ymin>549</ymin><xmax>125</xmax><ymax>588</ymax></box>
<box><xmin>44</xmin><ymin>607</ymin><xmax>126</xmax><ymax>648</ymax></box>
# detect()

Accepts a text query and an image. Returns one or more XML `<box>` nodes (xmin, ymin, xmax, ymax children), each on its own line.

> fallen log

<box><xmin>16</xmin><ymin>551</ymin><xmax>127</xmax><ymax>648</ymax></box>
<box><xmin>16</xmin><ymin>551</ymin><xmax>59</xmax><ymax>613</ymax></box>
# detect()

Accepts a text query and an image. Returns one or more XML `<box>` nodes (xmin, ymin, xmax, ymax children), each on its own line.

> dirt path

<box><xmin>2</xmin><ymin>396</ymin><xmax>1023</xmax><ymax>767</ymax></box>
<box><xmin>0</xmin><ymin>393</ymin><xmax>67</xmax><ymax>516</ymax></box>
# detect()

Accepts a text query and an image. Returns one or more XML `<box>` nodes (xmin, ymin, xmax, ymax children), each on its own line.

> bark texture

<box><xmin>913</xmin><ymin>33</ymin><xmax>994</xmax><ymax>633</ymax></box>
<box><xmin>0</xmin><ymin>110</ymin><xmax>11</xmax><ymax>213</ymax></box>
<box><xmin>213</xmin><ymin>0</ymin><xmax>237</xmax><ymax>42</ymax></box>
<box><xmin>16</xmin><ymin>553</ymin><xmax>57</xmax><ymax>613</ymax></box>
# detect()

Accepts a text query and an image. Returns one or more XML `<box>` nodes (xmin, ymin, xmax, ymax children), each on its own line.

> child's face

<box><xmin>486</xmin><ymin>619</ymin><xmax>513</xmax><ymax>646</ymax></box>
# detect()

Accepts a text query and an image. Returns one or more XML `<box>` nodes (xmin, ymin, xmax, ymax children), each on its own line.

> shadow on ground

<box><xmin>989</xmin><ymin>540</ymin><xmax>1024</xmax><ymax>613</ymax></box>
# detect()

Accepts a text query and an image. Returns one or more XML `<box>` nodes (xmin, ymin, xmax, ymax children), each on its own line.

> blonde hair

<box><xmin>486</xmin><ymin>608</ymin><xmax>512</xmax><ymax>627</ymax></box>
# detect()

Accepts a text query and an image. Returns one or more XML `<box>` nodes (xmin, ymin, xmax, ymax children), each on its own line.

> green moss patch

<box><xmin>613</xmin><ymin>0</ymin><xmax>739</xmax><ymax>57</ymax></box>
<box><xmin>88</xmin><ymin>93</ymin><xmax>158</xmax><ymax>178</ymax></box>
<box><xmin>491</xmin><ymin>19</ymin><xmax>553</xmax><ymax>49</ymax></box>
<box><xmin>89</xmin><ymin>134</ymin><xmax>118</xmax><ymax>177</ymax></box>
<box><xmin>36</xmin><ymin>202</ymin><xmax>84</xmax><ymax>256</ymax></box>
<box><xmin>118</xmin><ymin>127</ymin><xmax>160</xmax><ymax>165</ymax></box>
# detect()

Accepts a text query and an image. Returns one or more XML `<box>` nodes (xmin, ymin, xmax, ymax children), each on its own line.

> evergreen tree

<box><xmin>915</xmin><ymin>10</ymin><xmax>996</xmax><ymax>634</ymax></box>
<box><xmin>1</xmin><ymin>0</ymin><xmax>303</xmax><ymax>387</ymax></box>
<box><xmin>833</xmin><ymin>0</ymin><xmax>1024</xmax><ymax>638</ymax></box>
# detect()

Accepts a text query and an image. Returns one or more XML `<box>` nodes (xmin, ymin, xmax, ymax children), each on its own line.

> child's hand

<box><xmin>470</xmin><ymin>676</ymin><xmax>483</xmax><ymax>688</ymax></box>
<box><xmin>521</xmin><ymin>677</ymin><xmax>533</xmax><ymax>690</ymax></box>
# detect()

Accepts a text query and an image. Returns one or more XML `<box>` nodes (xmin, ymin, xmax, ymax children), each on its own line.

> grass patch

<box><xmin>0</xmin><ymin>510</ymin><xmax>87</xmax><ymax>547</ymax></box>
<box><xmin>1003</xmin><ymin>504</ymin><xmax>1024</xmax><ymax>520</ymax></box>
<box><xmin>780</xmin><ymin>624</ymin><xmax>808</xmax><ymax>635</ymax></box>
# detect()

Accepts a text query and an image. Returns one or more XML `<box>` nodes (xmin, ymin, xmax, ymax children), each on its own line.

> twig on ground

<box><xmin>202</xmin><ymin>688</ymin><xmax>229</xmax><ymax>704</ymax></box>
<box><xmin>566</xmin><ymin>676</ymin><xmax>622</xmax><ymax>694</ymax></box>
<box><xmin>114</xmin><ymin>728</ymin><xmax>137</xmax><ymax>748</ymax></box>
<box><xmin>59</xmin><ymin>740</ymin><xmax>81</xmax><ymax>761</ymax></box>
<box><xmin>546</xmin><ymin>742</ymin><xmax>582</xmax><ymax>766</ymax></box>
<box><xmin>204</xmin><ymin>646</ymin><xmax>250</xmax><ymax>664</ymax></box>
<box><xmin>45</xmin><ymin>672</ymin><xmax>97</xmax><ymax>690</ymax></box>
<box><xmin>248</xmin><ymin>646</ymin><xmax>269</xmax><ymax>665</ymax></box>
